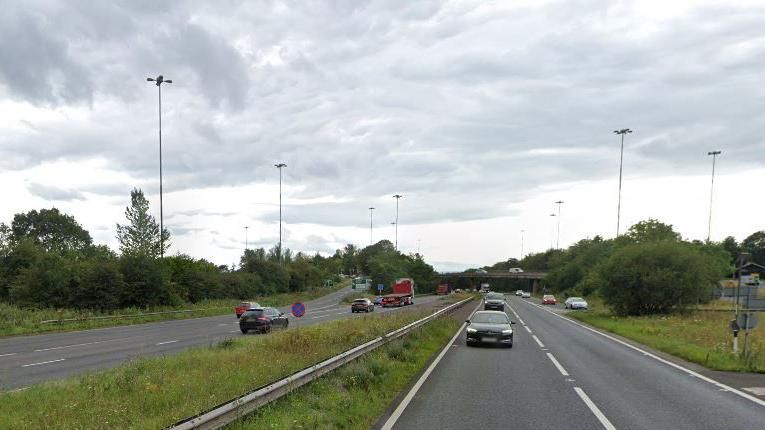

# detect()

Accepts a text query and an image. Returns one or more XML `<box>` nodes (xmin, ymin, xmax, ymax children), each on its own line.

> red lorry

<box><xmin>382</xmin><ymin>278</ymin><xmax>415</xmax><ymax>307</ymax></box>
<box><xmin>436</xmin><ymin>284</ymin><xmax>449</xmax><ymax>295</ymax></box>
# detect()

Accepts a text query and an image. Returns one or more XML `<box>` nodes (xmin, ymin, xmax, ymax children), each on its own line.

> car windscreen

<box><xmin>472</xmin><ymin>313</ymin><xmax>509</xmax><ymax>324</ymax></box>
<box><xmin>242</xmin><ymin>309</ymin><xmax>264</xmax><ymax>317</ymax></box>
<box><xmin>352</xmin><ymin>299</ymin><xmax>368</xmax><ymax>304</ymax></box>
<box><xmin>568</xmin><ymin>297</ymin><xmax>582</xmax><ymax>301</ymax></box>
<box><xmin>486</xmin><ymin>293</ymin><xmax>504</xmax><ymax>300</ymax></box>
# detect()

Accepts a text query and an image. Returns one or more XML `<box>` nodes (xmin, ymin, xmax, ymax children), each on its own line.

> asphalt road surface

<box><xmin>388</xmin><ymin>295</ymin><xmax>765</xmax><ymax>430</ymax></box>
<box><xmin>0</xmin><ymin>287</ymin><xmax>441</xmax><ymax>390</ymax></box>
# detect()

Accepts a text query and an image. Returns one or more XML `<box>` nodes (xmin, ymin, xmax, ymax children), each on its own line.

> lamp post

<box><xmin>555</xmin><ymin>200</ymin><xmax>564</xmax><ymax>249</ymax></box>
<box><xmin>521</xmin><ymin>229</ymin><xmax>525</xmax><ymax>258</ymax></box>
<box><xmin>393</xmin><ymin>194</ymin><xmax>403</xmax><ymax>250</ymax></box>
<box><xmin>707</xmin><ymin>151</ymin><xmax>721</xmax><ymax>242</ymax></box>
<box><xmin>146</xmin><ymin>74</ymin><xmax>172</xmax><ymax>257</ymax></box>
<box><xmin>549</xmin><ymin>213</ymin><xmax>556</xmax><ymax>250</ymax></box>
<box><xmin>369</xmin><ymin>207</ymin><xmax>375</xmax><ymax>245</ymax></box>
<box><xmin>244</xmin><ymin>226</ymin><xmax>249</xmax><ymax>251</ymax></box>
<box><xmin>274</xmin><ymin>163</ymin><xmax>287</xmax><ymax>264</ymax></box>
<box><xmin>613</xmin><ymin>128</ymin><xmax>632</xmax><ymax>237</ymax></box>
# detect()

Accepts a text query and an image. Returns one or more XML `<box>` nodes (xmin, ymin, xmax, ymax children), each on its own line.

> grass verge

<box><xmin>569</xmin><ymin>300</ymin><xmax>765</xmax><ymax>373</ymax></box>
<box><xmin>0</xmin><ymin>282</ymin><xmax>347</xmax><ymax>337</ymax></box>
<box><xmin>0</xmin><ymin>307</ymin><xmax>440</xmax><ymax>429</ymax></box>
<box><xmin>225</xmin><ymin>315</ymin><xmax>461</xmax><ymax>429</ymax></box>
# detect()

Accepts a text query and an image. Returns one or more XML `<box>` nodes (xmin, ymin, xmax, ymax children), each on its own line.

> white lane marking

<box><xmin>546</xmin><ymin>353</ymin><xmax>570</xmax><ymax>376</ymax></box>
<box><xmin>156</xmin><ymin>340</ymin><xmax>178</xmax><ymax>346</ymax></box>
<box><xmin>516</xmin><ymin>297</ymin><xmax>765</xmax><ymax>408</ymax></box>
<box><xmin>381</xmin><ymin>300</ymin><xmax>483</xmax><ymax>430</ymax></box>
<box><xmin>574</xmin><ymin>387</ymin><xmax>617</xmax><ymax>430</ymax></box>
<box><xmin>311</xmin><ymin>316</ymin><xmax>323</xmax><ymax>319</ymax></box>
<box><xmin>22</xmin><ymin>358</ymin><xmax>66</xmax><ymax>367</ymax></box>
<box><xmin>523</xmin><ymin>325</ymin><xmax>532</xmax><ymax>334</ymax></box>
<box><xmin>532</xmin><ymin>335</ymin><xmax>545</xmax><ymax>348</ymax></box>
<box><xmin>335</xmin><ymin>312</ymin><xmax>346</xmax><ymax>315</ymax></box>
<box><xmin>34</xmin><ymin>339</ymin><xmax>116</xmax><ymax>352</ymax></box>
<box><xmin>518</xmin><ymin>318</ymin><xmax>525</xmax><ymax>325</ymax></box>
<box><xmin>0</xmin><ymin>353</ymin><xmax>17</xmax><ymax>358</ymax></box>
<box><xmin>230</xmin><ymin>330</ymin><xmax>240</xmax><ymax>333</ymax></box>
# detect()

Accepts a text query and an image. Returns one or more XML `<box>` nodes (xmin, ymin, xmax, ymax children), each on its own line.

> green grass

<box><xmin>0</xmin><ymin>308</ymin><xmax>439</xmax><ymax>429</ymax></box>
<box><xmin>226</xmin><ymin>316</ymin><xmax>461</xmax><ymax>429</ymax></box>
<box><xmin>0</xmin><ymin>282</ymin><xmax>348</xmax><ymax>338</ymax></box>
<box><xmin>569</xmin><ymin>299</ymin><xmax>765</xmax><ymax>373</ymax></box>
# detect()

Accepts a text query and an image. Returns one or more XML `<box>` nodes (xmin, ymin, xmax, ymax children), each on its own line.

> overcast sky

<box><xmin>1</xmin><ymin>0</ymin><xmax>764</xmax><ymax>271</ymax></box>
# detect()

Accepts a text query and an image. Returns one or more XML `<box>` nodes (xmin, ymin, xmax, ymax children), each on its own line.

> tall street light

<box><xmin>549</xmin><ymin>213</ymin><xmax>556</xmax><ymax>250</ymax></box>
<box><xmin>520</xmin><ymin>229</ymin><xmax>525</xmax><ymax>258</ymax></box>
<box><xmin>147</xmin><ymin>74</ymin><xmax>172</xmax><ymax>258</ymax></box>
<box><xmin>555</xmin><ymin>200</ymin><xmax>564</xmax><ymax>249</ymax></box>
<box><xmin>274</xmin><ymin>163</ymin><xmax>287</xmax><ymax>264</ymax></box>
<box><xmin>393</xmin><ymin>194</ymin><xmax>403</xmax><ymax>250</ymax></box>
<box><xmin>368</xmin><ymin>207</ymin><xmax>375</xmax><ymax>245</ymax></box>
<box><xmin>244</xmin><ymin>226</ymin><xmax>249</xmax><ymax>251</ymax></box>
<box><xmin>614</xmin><ymin>128</ymin><xmax>632</xmax><ymax>237</ymax></box>
<box><xmin>707</xmin><ymin>150</ymin><xmax>722</xmax><ymax>242</ymax></box>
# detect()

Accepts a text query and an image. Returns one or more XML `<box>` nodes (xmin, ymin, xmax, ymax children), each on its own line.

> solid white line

<box><xmin>22</xmin><ymin>358</ymin><xmax>66</xmax><ymax>367</ymax></box>
<box><xmin>0</xmin><ymin>353</ymin><xmax>17</xmax><ymax>358</ymax></box>
<box><xmin>574</xmin><ymin>387</ymin><xmax>617</xmax><ymax>430</ymax></box>
<box><xmin>532</xmin><ymin>335</ymin><xmax>545</xmax><ymax>348</ymax></box>
<box><xmin>230</xmin><ymin>330</ymin><xmax>240</xmax><ymax>333</ymax></box>
<box><xmin>546</xmin><ymin>353</ymin><xmax>570</xmax><ymax>376</ymax></box>
<box><xmin>335</xmin><ymin>312</ymin><xmax>346</xmax><ymax>315</ymax></box>
<box><xmin>517</xmin><ymin>297</ymin><xmax>765</xmax><ymax>408</ymax></box>
<box><xmin>523</xmin><ymin>325</ymin><xmax>532</xmax><ymax>334</ymax></box>
<box><xmin>156</xmin><ymin>340</ymin><xmax>178</xmax><ymax>346</ymax></box>
<box><xmin>381</xmin><ymin>300</ymin><xmax>483</xmax><ymax>430</ymax></box>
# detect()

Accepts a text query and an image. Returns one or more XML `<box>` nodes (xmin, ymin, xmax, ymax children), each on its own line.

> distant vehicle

<box><xmin>479</xmin><ymin>283</ymin><xmax>490</xmax><ymax>293</ymax></box>
<box><xmin>455</xmin><ymin>288</ymin><xmax>463</xmax><ymax>293</ymax></box>
<box><xmin>373</xmin><ymin>296</ymin><xmax>384</xmax><ymax>305</ymax></box>
<box><xmin>239</xmin><ymin>307</ymin><xmax>288</xmax><ymax>334</ymax></box>
<box><xmin>476</xmin><ymin>269</ymin><xmax>488</xmax><ymax>274</ymax></box>
<box><xmin>515</xmin><ymin>290</ymin><xmax>524</xmax><ymax>296</ymax></box>
<box><xmin>235</xmin><ymin>301</ymin><xmax>261</xmax><ymax>318</ymax></box>
<box><xmin>484</xmin><ymin>292</ymin><xmax>506</xmax><ymax>311</ymax></box>
<box><xmin>465</xmin><ymin>311</ymin><xmax>515</xmax><ymax>347</ymax></box>
<box><xmin>351</xmin><ymin>298</ymin><xmax>375</xmax><ymax>313</ymax></box>
<box><xmin>521</xmin><ymin>291</ymin><xmax>531</xmax><ymax>298</ymax></box>
<box><xmin>542</xmin><ymin>295</ymin><xmax>557</xmax><ymax>305</ymax></box>
<box><xmin>565</xmin><ymin>297</ymin><xmax>589</xmax><ymax>310</ymax></box>
<box><xmin>382</xmin><ymin>278</ymin><xmax>415</xmax><ymax>307</ymax></box>
<box><xmin>436</xmin><ymin>284</ymin><xmax>450</xmax><ymax>295</ymax></box>
<box><xmin>508</xmin><ymin>268</ymin><xmax>524</xmax><ymax>273</ymax></box>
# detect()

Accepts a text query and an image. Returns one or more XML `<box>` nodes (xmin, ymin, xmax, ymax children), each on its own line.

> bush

<box><xmin>596</xmin><ymin>241</ymin><xmax>727</xmax><ymax>316</ymax></box>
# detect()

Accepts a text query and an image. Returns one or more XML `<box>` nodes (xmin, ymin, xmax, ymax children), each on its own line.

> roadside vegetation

<box><xmin>0</xmin><ymin>302</ymin><xmax>465</xmax><ymax>429</ymax></box>
<box><xmin>476</xmin><ymin>218</ymin><xmax>765</xmax><ymax>372</ymax></box>
<box><xmin>228</xmin><ymin>316</ymin><xmax>461</xmax><ymax>429</ymax></box>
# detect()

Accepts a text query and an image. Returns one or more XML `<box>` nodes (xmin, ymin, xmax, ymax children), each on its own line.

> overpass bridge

<box><xmin>438</xmin><ymin>271</ymin><xmax>548</xmax><ymax>293</ymax></box>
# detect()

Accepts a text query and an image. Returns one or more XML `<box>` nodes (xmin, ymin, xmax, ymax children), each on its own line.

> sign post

<box><xmin>377</xmin><ymin>284</ymin><xmax>384</xmax><ymax>294</ymax></box>
<box><xmin>291</xmin><ymin>302</ymin><xmax>305</xmax><ymax>332</ymax></box>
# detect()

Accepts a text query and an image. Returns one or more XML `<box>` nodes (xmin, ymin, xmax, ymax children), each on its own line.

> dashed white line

<box><xmin>156</xmin><ymin>340</ymin><xmax>178</xmax><ymax>346</ymax></box>
<box><xmin>230</xmin><ymin>330</ymin><xmax>240</xmax><ymax>333</ymax></box>
<box><xmin>523</xmin><ymin>325</ymin><xmax>532</xmax><ymax>334</ymax></box>
<box><xmin>574</xmin><ymin>387</ymin><xmax>617</xmax><ymax>430</ymax></box>
<box><xmin>546</xmin><ymin>352</ymin><xmax>570</xmax><ymax>376</ymax></box>
<box><xmin>0</xmin><ymin>353</ymin><xmax>17</xmax><ymax>358</ymax></box>
<box><xmin>532</xmin><ymin>335</ymin><xmax>545</xmax><ymax>348</ymax></box>
<box><xmin>22</xmin><ymin>358</ymin><xmax>66</xmax><ymax>367</ymax></box>
<box><xmin>34</xmin><ymin>339</ymin><xmax>115</xmax><ymax>352</ymax></box>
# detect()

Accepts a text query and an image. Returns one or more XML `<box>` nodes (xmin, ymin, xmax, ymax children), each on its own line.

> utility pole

<box><xmin>549</xmin><ymin>213</ymin><xmax>556</xmax><ymax>250</ymax></box>
<box><xmin>146</xmin><ymin>74</ymin><xmax>172</xmax><ymax>257</ymax></box>
<box><xmin>520</xmin><ymin>229</ymin><xmax>525</xmax><ymax>258</ymax></box>
<box><xmin>555</xmin><ymin>200</ymin><xmax>564</xmax><ymax>249</ymax></box>
<box><xmin>613</xmin><ymin>128</ymin><xmax>632</xmax><ymax>237</ymax></box>
<box><xmin>369</xmin><ymin>207</ymin><xmax>375</xmax><ymax>245</ymax></box>
<box><xmin>393</xmin><ymin>194</ymin><xmax>403</xmax><ymax>250</ymax></box>
<box><xmin>707</xmin><ymin>150</ymin><xmax>721</xmax><ymax>242</ymax></box>
<box><xmin>274</xmin><ymin>163</ymin><xmax>287</xmax><ymax>264</ymax></box>
<box><xmin>244</xmin><ymin>226</ymin><xmax>249</xmax><ymax>251</ymax></box>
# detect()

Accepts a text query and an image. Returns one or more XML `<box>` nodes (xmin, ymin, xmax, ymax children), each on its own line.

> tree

<box><xmin>597</xmin><ymin>241</ymin><xmax>726</xmax><ymax>316</ymax></box>
<box><xmin>10</xmin><ymin>208</ymin><xmax>92</xmax><ymax>253</ymax></box>
<box><xmin>624</xmin><ymin>219</ymin><xmax>681</xmax><ymax>243</ymax></box>
<box><xmin>741</xmin><ymin>231</ymin><xmax>765</xmax><ymax>265</ymax></box>
<box><xmin>116</xmin><ymin>188</ymin><xmax>170</xmax><ymax>258</ymax></box>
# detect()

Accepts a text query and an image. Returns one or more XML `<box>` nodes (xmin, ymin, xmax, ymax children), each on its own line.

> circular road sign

<box><xmin>291</xmin><ymin>302</ymin><xmax>306</xmax><ymax>318</ymax></box>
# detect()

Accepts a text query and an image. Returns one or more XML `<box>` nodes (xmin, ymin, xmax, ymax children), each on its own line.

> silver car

<box><xmin>565</xmin><ymin>297</ymin><xmax>588</xmax><ymax>310</ymax></box>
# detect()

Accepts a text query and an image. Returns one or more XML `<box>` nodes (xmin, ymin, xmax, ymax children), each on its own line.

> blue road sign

<box><xmin>378</xmin><ymin>284</ymin><xmax>384</xmax><ymax>292</ymax></box>
<box><xmin>291</xmin><ymin>302</ymin><xmax>306</xmax><ymax>318</ymax></box>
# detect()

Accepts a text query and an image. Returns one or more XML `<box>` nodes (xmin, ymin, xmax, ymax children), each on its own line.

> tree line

<box><xmin>478</xmin><ymin>219</ymin><xmax>764</xmax><ymax>316</ymax></box>
<box><xmin>0</xmin><ymin>189</ymin><xmax>438</xmax><ymax>310</ymax></box>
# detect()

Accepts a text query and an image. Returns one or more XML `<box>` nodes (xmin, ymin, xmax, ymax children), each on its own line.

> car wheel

<box><xmin>240</xmin><ymin>328</ymin><xmax>248</xmax><ymax>334</ymax></box>
<box><xmin>284</xmin><ymin>320</ymin><xmax>289</xmax><ymax>329</ymax></box>
<box><xmin>508</xmin><ymin>342</ymin><xmax>513</xmax><ymax>349</ymax></box>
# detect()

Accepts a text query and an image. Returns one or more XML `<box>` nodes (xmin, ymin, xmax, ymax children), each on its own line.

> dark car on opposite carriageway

<box><xmin>239</xmin><ymin>307</ymin><xmax>289</xmax><ymax>334</ymax></box>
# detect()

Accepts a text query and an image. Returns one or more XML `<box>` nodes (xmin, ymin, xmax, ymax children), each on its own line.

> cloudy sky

<box><xmin>1</xmin><ymin>0</ymin><xmax>764</xmax><ymax>271</ymax></box>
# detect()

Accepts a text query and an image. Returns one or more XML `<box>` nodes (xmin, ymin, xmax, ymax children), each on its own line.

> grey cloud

<box><xmin>27</xmin><ymin>183</ymin><xmax>85</xmax><ymax>202</ymax></box>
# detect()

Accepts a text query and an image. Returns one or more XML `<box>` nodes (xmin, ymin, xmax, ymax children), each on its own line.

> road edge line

<box><xmin>573</xmin><ymin>387</ymin><xmax>617</xmax><ymax>430</ymax></box>
<box><xmin>515</xmin><ymin>298</ymin><xmax>765</xmax><ymax>408</ymax></box>
<box><xmin>380</xmin><ymin>300</ymin><xmax>482</xmax><ymax>430</ymax></box>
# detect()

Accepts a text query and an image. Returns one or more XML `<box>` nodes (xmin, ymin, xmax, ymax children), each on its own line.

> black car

<box><xmin>351</xmin><ymin>298</ymin><xmax>375</xmax><ymax>313</ymax></box>
<box><xmin>465</xmin><ymin>311</ymin><xmax>515</xmax><ymax>347</ymax></box>
<box><xmin>239</xmin><ymin>307</ymin><xmax>289</xmax><ymax>334</ymax></box>
<box><xmin>484</xmin><ymin>292</ymin><xmax>506</xmax><ymax>311</ymax></box>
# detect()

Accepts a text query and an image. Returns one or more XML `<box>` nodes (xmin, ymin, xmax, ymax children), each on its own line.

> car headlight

<box><xmin>466</xmin><ymin>327</ymin><xmax>477</xmax><ymax>333</ymax></box>
<box><xmin>502</xmin><ymin>329</ymin><xmax>513</xmax><ymax>335</ymax></box>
